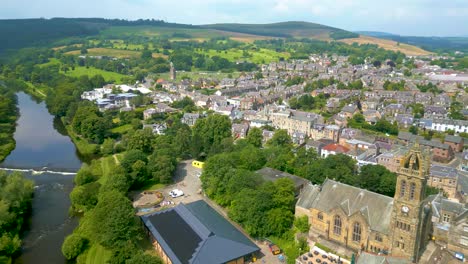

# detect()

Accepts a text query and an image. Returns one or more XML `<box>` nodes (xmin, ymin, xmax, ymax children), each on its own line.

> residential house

<box><xmin>143</xmin><ymin>108</ymin><xmax>157</xmax><ymax>120</ymax></box>
<box><xmin>340</xmin><ymin>104</ymin><xmax>359</xmax><ymax>119</ymax></box>
<box><xmin>376</xmin><ymin>147</ymin><xmax>408</xmax><ymax>173</ymax></box>
<box><xmin>384</xmin><ymin>103</ymin><xmax>407</xmax><ymax>117</ymax></box>
<box><xmin>444</xmin><ymin>135</ymin><xmax>464</xmax><ymax>153</ymax></box>
<box><xmin>181</xmin><ymin>113</ymin><xmax>201</xmax><ymax>127</ymax></box>
<box><xmin>262</xmin><ymin>130</ymin><xmax>274</xmax><ymax>144</ymax></box>
<box><xmin>430</xmin><ymin>119</ymin><xmax>468</xmax><ymax>134</ymax></box>
<box><xmin>361</xmin><ymin>100</ymin><xmax>379</xmax><ymax>112</ymax></box>
<box><xmin>269</xmin><ymin>109</ymin><xmax>323</xmax><ymax>137</ymax></box>
<box><xmin>321</xmin><ymin>143</ymin><xmax>350</xmax><ymax>158</ymax></box>
<box><xmin>250</xmin><ymin>119</ymin><xmax>272</xmax><ymax>128</ymax></box>
<box><xmin>141</xmin><ymin>200</ymin><xmax>260</xmax><ymax>264</ymax></box>
<box><xmin>431</xmin><ymin>194</ymin><xmax>468</xmax><ymax>257</ymax></box>
<box><xmin>424</xmin><ymin>105</ymin><xmax>447</xmax><ymax>119</ymax></box>
<box><xmin>363</xmin><ymin>110</ymin><xmax>381</xmax><ymax>125</ymax></box>
<box><xmin>232</xmin><ymin>123</ymin><xmax>249</xmax><ymax>139</ymax></box>
<box><xmin>429</xmin><ymin>165</ymin><xmax>459</xmax><ymax>199</ymax></box>
<box><xmin>305</xmin><ymin>139</ymin><xmax>325</xmax><ymax>156</ymax></box>
<box><xmin>143</xmin><ymin>123</ymin><xmax>167</xmax><ymax>135</ymax></box>
<box><xmin>395</xmin><ymin>114</ymin><xmax>414</xmax><ymax>128</ymax></box>
<box><xmin>292</xmin><ymin>131</ymin><xmax>307</xmax><ymax>145</ymax></box>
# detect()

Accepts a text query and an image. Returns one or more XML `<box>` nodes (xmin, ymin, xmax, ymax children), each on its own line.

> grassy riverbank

<box><xmin>0</xmin><ymin>79</ymin><xmax>20</xmax><ymax>162</ymax></box>
<box><xmin>64</xmin><ymin>123</ymin><xmax>100</xmax><ymax>157</ymax></box>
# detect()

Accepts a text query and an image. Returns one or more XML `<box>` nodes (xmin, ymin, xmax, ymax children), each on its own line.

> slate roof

<box><xmin>431</xmin><ymin>194</ymin><xmax>468</xmax><ymax>219</ymax></box>
<box><xmin>256</xmin><ymin>167</ymin><xmax>309</xmax><ymax>191</ymax></box>
<box><xmin>296</xmin><ymin>179</ymin><xmax>394</xmax><ymax>234</ymax></box>
<box><xmin>142</xmin><ymin>200</ymin><xmax>259</xmax><ymax>264</ymax></box>
<box><xmin>356</xmin><ymin>252</ymin><xmax>410</xmax><ymax>264</ymax></box>
<box><xmin>430</xmin><ymin>165</ymin><xmax>459</xmax><ymax>179</ymax></box>
<box><xmin>444</xmin><ymin>135</ymin><xmax>463</xmax><ymax>144</ymax></box>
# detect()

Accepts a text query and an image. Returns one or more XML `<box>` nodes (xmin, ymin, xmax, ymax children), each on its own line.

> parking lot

<box><xmin>135</xmin><ymin>160</ymin><xmax>285</xmax><ymax>263</ymax></box>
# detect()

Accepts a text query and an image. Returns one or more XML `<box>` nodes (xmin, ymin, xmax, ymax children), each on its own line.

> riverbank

<box><xmin>0</xmin><ymin>80</ymin><xmax>20</xmax><ymax>162</ymax></box>
<box><xmin>63</xmin><ymin>122</ymin><xmax>100</xmax><ymax>157</ymax></box>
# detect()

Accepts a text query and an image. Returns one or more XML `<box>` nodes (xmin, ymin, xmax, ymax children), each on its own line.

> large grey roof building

<box><xmin>141</xmin><ymin>200</ymin><xmax>259</xmax><ymax>264</ymax></box>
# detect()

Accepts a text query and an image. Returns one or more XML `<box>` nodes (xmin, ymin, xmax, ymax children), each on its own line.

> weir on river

<box><xmin>0</xmin><ymin>92</ymin><xmax>84</xmax><ymax>264</ymax></box>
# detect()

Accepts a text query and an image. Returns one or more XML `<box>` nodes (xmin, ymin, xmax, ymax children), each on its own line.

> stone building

<box><xmin>296</xmin><ymin>145</ymin><xmax>433</xmax><ymax>263</ymax></box>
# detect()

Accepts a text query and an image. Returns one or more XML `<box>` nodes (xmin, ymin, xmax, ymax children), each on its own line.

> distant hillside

<box><xmin>202</xmin><ymin>21</ymin><xmax>359</xmax><ymax>40</ymax></box>
<box><xmin>339</xmin><ymin>36</ymin><xmax>431</xmax><ymax>56</ymax></box>
<box><xmin>356</xmin><ymin>31</ymin><xmax>399</xmax><ymax>38</ymax></box>
<box><xmin>0</xmin><ymin>18</ymin><xmax>196</xmax><ymax>52</ymax></box>
<box><xmin>358</xmin><ymin>31</ymin><xmax>468</xmax><ymax>52</ymax></box>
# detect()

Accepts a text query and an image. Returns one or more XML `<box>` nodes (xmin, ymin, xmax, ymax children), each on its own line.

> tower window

<box><xmin>375</xmin><ymin>234</ymin><xmax>383</xmax><ymax>242</ymax></box>
<box><xmin>333</xmin><ymin>215</ymin><xmax>342</xmax><ymax>236</ymax></box>
<box><xmin>400</xmin><ymin>180</ymin><xmax>406</xmax><ymax>198</ymax></box>
<box><xmin>318</xmin><ymin>212</ymin><xmax>323</xmax><ymax>221</ymax></box>
<box><xmin>409</xmin><ymin>182</ymin><xmax>416</xmax><ymax>200</ymax></box>
<box><xmin>443</xmin><ymin>214</ymin><xmax>451</xmax><ymax>223</ymax></box>
<box><xmin>352</xmin><ymin>222</ymin><xmax>361</xmax><ymax>242</ymax></box>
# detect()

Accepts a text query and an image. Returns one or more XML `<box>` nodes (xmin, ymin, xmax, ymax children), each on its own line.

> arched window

<box><xmin>318</xmin><ymin>212</ymin><xmax>323</xmax><ymax>221</ymax></box>
<box><xmin>333</xmin><ymin>215</ymin><xmax>342</xmax><ymax>235</ymax></box>
<box><xmin>409</xmin><ymin>182</ymin><xmax>416</xmax><ymax>200</ymax></box>
<box><xmin>400</xmin><ymin>180</ymin><xmax>406</xmax><ymax>197</ymax></box>
<box><xmin>352</xmin><ymin>222</ymin><xmax>361</xmax><ymax>242</ymax></box>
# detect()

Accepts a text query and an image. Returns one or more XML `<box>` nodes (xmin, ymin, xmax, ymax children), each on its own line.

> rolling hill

<box><xmin>0</xmin><ymin>18</ymin><xmax>431</xmax><ymax>56</ymax></box>
<box><xmin>202</xmin><ymin>21</ymin><xmax>358</xmax><ymax>40</ymax></box>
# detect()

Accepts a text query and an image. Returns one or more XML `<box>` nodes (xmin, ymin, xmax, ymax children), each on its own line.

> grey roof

<box><xmin>256</xmin><ymin>167</ymin><xmax>308</xmax><ymax>190</ymax></box>
<box><xmin>431</xmin><ymin>194</ymin><xmax>467</xmax><ymax>218</ymax></box>
<box><xmin>444</xmin><ymin>135</ymin><xmax>463</xmax><ymax>144</ymax></box>
<box><xmin>141</xmin><ymin>200</ymin><xmax>259</xmax><ymax>264</ymax></box>
<box><xmin>430</xmin><ymin>165</ymin><xmax>459</xmax><ymax>179</ymax></box>
<box><xmin>296</xmin><ymin>179</ymin><xmax>394</xmax><ymax>234</ymax></box>
<box><xmin>357</xmin><ymin>252</ymin><xmax>410</xmax><ymax>264</ymax></box>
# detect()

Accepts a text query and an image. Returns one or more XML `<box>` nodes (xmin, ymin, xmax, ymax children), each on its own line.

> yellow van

<box><xmin>192</xmin><ymin>160</ymin><xmax>205</xmax><ymax>169</ymax></box>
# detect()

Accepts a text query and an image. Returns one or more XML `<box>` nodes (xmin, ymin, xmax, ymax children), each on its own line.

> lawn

<box><xmin>64</xmin><ymin>66</ymin><xmax>128</xmax><ymax>83</ymax></box>
<box><xmin>110</xmin><ymin>124</ymin><xmax>133</xmax><ymax>134</ymax></box>
<box><xmin>85</xmin><ymin>244</ymin><xmax>112</xmax><ymax>264</ymax></box>
<box><xmin>64</xmin><ymin>124</ymin><xmax>99</xmax><ymax>157</ymax></box>
<box><xmin>66</xmin><ymin>47</ymin><xmax>141</xmax><ymax>58</ymax></box>
<box><xmin>199</xmin><ymin>48</ymin><xmax>289</xmax><ymax>64</ymax></box>
<box><xmin>157</xmin><ymin>71</ymin><xmax>242</xmax><ymax>81</ymax></box>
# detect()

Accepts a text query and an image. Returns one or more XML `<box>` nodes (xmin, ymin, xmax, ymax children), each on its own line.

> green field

<box><xmin>110</xmin><ymin>124</ymin><xmax>133</xmax><ymax>134</ymax></box>
<box><xmin>199</xmin><ymin>48</ymin><xmax>289</xmax><ymax>64</ymax></box>
<box><xmin>85</xmin><ymin>244</ymin><xmax>112</xmax><ymax>264</ymax></box>
<box><xmin>64</xmin><ymin>66</ymin><xmax>128</xmax><ymax>83</ymax></box>
<box><xmin>157</xmin><ymin>71</ymin><xmax>242</xmax><ymax>81</ymax></box>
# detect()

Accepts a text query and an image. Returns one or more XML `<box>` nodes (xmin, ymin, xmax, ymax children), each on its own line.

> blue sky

<box><xmin>2</xmin><ymin>0</ymin><xmax>468</xmax><ymax>36</ymax></box>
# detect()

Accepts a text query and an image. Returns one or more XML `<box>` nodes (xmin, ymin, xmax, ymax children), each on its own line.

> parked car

<box><xmin>169</xmin><ymin>189</ymin><xmax>184</xmax><ymax>198</ymax></box>
<box><xmin>268</xmin><ymin>243</ymin><xmax>281</xmax><ymax>255</ymax></box>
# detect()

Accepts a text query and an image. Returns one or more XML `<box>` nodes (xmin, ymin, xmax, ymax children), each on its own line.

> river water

<box><xmin>0</xmin><ymin>92</ymin><xmax>83</xmax><ymax>264</ymax></box>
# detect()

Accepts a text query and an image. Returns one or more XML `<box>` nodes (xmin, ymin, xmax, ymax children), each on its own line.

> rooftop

<box><xmin>141</xmin><ymin>200</ymin><xmax>259</xmax><ymax>264</ymax></box>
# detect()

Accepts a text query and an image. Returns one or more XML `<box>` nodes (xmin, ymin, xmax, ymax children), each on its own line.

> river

<box><xmin>0</xmin><ymin>92</ymin><xmax>83</xmax><ymax>264</ymax></box>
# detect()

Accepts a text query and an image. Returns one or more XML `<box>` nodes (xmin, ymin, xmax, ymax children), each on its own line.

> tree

<box><xmin>141</xmin><ymin>50</ymin><xmax>152</xmax><ymax>60</ymax></box>
<box><xmin>88</xmin><ymin>191</ymin><xmax>140</xmax><ymax>249</ymax></box>
<box><xmin>246</xmin><ymin>127</ymin><xmax>263</xmax><ymax>147</ymax></box>
<box><xmin>265</xmin><ymin>208</ymin><xmax>294</xmax><ymax>236</ymax></box>
<box><xmin>147</xmin><ymin>154</ymin><xmax>176</xmax><ymax>184</ymax></box>
<box><xmin>70</xmin><ymin>182</ymin><xmax>101</xmax><ymax>212</ymax></box>
<box><xmin>101</xmin><ymin>138</ymin><xmax>115</xmax><ymax>156</ymax></box>
<box><xmin>126</xmin><ymin>128</ymin><xmax>154</xmax><ymax>153</ymax></box>
<box><xmin>409</xmin><ymin>125</ymin><xmax>418</xmax><ymax>135</ymax></box>
<box><xmin>192</xmin><ymin>114</ymin><xmax>232</xmax><ymax>158</ymax></box>
<box><xmin>74</xmin><ymin>166</ymin><xmax>97</xmax><ymax>186</ymax></box>
<box><xmin>126</xmin><ymin>253</ymin><xmax>162</xmax><ymax>264</ymax></box>
<box><xmin>267</xmin><ymin>130</ymin><xmax>292</xmax><ymax>148</ymax></box>
<box><xmin>61</xmin><ymin>234</ymin><xmax>87</xmax><ymax>260</ymax></box>
<box><xmin>294</xmin><ymin>216</ymin><xmax>310</xmax><ymax>233</ymax></box>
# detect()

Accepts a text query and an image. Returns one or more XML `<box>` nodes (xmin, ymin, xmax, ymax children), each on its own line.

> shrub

<box><xmin>62</xmin><ymin>234</ymin><xmax>88</xmax><ymax>260</ymax></box>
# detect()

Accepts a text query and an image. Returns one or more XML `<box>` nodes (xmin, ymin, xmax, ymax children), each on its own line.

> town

<box><xmin>77</xmin><ymin>52</ymin><xmax>468</xmax><ymax>264</ymax></box>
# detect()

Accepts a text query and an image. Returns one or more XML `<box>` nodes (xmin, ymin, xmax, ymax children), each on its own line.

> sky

<box><xmin>1</xmin><ymin>0</ymin><xmax>468</xmax><ymax>36</ymax></box>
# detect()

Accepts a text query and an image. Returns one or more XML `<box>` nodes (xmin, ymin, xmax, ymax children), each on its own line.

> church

<box><xmin>296</xmin><ymin>144</ymin><xmax>433</xmax><ymax>263</ymax></box>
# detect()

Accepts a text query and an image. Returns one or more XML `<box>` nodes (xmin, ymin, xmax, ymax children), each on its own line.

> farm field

<box><xmin>339</xmin><ymin>35</ymin><xmax>432</xmax><ymax>56</ymax></box>
<box><xmin>64</xmin><ymin>66</ymin><xmax>128</xmax><ymax>83</ymax></box>
<box><xmin>198</xmin><ymin>48</ymin><xmax>289</xmax><ymax>64</ymax></box>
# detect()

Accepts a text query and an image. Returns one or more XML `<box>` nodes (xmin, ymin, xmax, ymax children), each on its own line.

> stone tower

<box><xmin>390</xmin><ymin>143</ymin><xmax>431</xmax><ymax>263</ymax></box>
<box><xmin>170</xmin><ymin>62</ymin><xmax>176</xmax><ymax>80</ymax></box>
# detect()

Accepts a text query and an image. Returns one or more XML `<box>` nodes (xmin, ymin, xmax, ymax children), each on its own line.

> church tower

<box><xmin>390</xmin><ymin>143</ymin><xmax>431</xmax><ymax>262</ymax></box>
<box><xmin>170</xmin><ymin>62</ymin><xmax>176</xmax><ymax>80</ymax></box>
